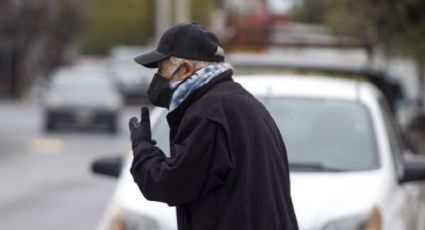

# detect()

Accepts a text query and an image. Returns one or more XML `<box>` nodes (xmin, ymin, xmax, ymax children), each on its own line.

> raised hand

<box><xmin>129</xmin><ymin>107</ymin><xmax>154</xmax><ymax>148</ymax></box>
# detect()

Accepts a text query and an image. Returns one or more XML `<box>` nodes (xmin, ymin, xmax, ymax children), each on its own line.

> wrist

<box><xmin>132</xmin><ymin>140</ymin><xmax>153</xmax><ymax>152</ymax></box>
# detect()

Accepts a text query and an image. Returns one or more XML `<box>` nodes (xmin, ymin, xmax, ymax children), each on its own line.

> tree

<box><xmin>394</xmin><ymin>0</ymin><xmax>425</xmax><ymax>109</ymax></box>
<box><xmin>291</xmin><ymin>0</ymin><xmax>325</xmax><ymax>24</ymax></box>
<box><xmin>295</xmin><ymin>0</ymin><xmax>425</xmax><ymax>111</ymax></box>
<box><xmin>190</xmin><ymin>0</ymin><xmax>215</xmax><ymax>26</ymax></box>
<box><xmin>0</xmin><ymin>0</ymin><xmax>83</xmax><ymax>97</ymax></box>
<box><xmin>78</xmin><ymin>0</ymin><xmax>155</xmax><ymax>54</ymax></box>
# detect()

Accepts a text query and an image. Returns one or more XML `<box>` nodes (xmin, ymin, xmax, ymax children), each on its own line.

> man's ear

<box><xmin>179</xmin><ymin>61</ymin><xmax>195</xmax><ymax>80</ymax></box>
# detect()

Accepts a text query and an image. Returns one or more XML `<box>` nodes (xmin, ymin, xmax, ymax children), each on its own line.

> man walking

<box><xmin>129</xmin><ymin>23</ymin><xmax>298</xmax><ymax>230</ymax></box>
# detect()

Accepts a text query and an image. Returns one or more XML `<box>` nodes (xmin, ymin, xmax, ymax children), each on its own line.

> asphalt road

<box><xmin>0</xmin><ymin>100</ymin><xmax>143</xmax><ymax>230</ymax></box>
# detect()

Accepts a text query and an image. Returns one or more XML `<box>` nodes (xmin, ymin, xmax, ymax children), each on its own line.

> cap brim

<box><xmin>134</xmin><ymin>51</ymin><xmax>168</xmax><ymax>68</ymax></box>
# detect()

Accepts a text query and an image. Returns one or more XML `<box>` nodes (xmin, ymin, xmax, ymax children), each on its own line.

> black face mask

<box><xmin>147</xmin><ymin>73</ymin><xmax>174</xmax><ymax>108</ymax></box>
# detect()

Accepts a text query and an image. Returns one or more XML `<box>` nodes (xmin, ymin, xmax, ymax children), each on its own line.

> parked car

<box><xmin>92</xmin><ymin>75</ymin><xmax>425</xmax><ymax>230</ymax></box>
<box><xmin>228</xmin><ymin>52</ymin><xmax>419</xmax><ymax>133</ymax></box>
<box><xmin>108</xmin><ymin>46</ymin><xmax>156</xmax><ymax>104</ymax></box>
<box><xmin>43</xmin><ymin>66</ymin><xmax>122</xmax><ymax>133</ymax></box>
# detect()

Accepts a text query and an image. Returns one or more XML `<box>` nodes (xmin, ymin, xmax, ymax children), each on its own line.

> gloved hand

<box><xmin>129</xmin><ymin>107</ymin><xmax>156</xmax><ymax>149</ymax></box>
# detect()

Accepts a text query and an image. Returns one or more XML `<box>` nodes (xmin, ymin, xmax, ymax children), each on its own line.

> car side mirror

<box><xmin>400</xmin><ymin>154</ymin><xmax>425</xmax><ymax>183</ymax></box>
<box><xmin>91</xmin><ymin>155</ymin><xmax>123</xmax><ymax>178</ymax></box>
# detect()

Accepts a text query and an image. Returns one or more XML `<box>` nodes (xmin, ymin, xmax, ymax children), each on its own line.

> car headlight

<box><xmin>104</xmin><ymin>95</ymin><xmax>122</xmax><ymax>109</ymax></box>
<box><xmin>45</xmin><ymin>93</ymin><xmax>63</xmax><ymax>107</ymax></box>
<box><xmin>110</xmin><ymin>210</ymin><xmax>160</xmax><ymax>230</ymax></box>
<box><xmin>322</xmin><ymin>207</ymin><xmax>382</xmax><ymax>230</ymax></box>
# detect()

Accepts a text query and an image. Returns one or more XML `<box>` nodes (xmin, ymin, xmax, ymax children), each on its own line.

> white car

<box><xmin>44</xmin><ymin>66</ymin><xmax>122</xmax><ymax>133</ymax></box>
<box><xmin>92</xmin><ymin>75</ymin><xmax>425</xmax><ymax>230</ymax></box>
<box><xmin>108</xmin><ymin>46</ymin><xmax>156</xmax><ymax>103</ymax></box>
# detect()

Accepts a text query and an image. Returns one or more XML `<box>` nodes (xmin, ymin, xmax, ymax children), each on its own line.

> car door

<box><xmin>379</xmin><ymin>97</ymin><xmax>425</xmax><ymax>230</ymax></box>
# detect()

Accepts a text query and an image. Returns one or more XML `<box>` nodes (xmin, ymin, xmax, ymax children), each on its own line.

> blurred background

<box><xmin>1</xmin><ymin>0</ymin><xmax>425</xmax><ymax>229</ymax></box>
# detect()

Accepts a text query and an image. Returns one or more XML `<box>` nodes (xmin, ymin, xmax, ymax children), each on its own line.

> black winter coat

<box><xmin>131</xmin><ymin>70</ymin><xmax>298</xmax><ymax>230</ymax></box>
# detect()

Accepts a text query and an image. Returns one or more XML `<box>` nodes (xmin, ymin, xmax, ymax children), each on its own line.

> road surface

<box><xmin>0</xmin><ymin>100</ymin><xmax>142</xmax><ymax>230</ymax></box>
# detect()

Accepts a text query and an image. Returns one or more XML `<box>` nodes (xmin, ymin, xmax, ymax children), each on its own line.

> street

<box><xmin>0</xmin><ymin>100</ymin><xmax>141</xmax><ymax>230</ymax></box>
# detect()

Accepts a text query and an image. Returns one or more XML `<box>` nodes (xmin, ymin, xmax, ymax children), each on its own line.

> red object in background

<box><xmin>226</xmin><ymin>0</ymin><xmax>289</xmax><ymax>49</ymax></box>
<box><xmin>233</xmin><ymin>0</ymin><xmax>271</xmax><ymax>44</ymax></box>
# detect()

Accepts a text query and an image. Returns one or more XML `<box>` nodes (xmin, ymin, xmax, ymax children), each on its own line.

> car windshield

<box><xmin>259</xmin><ymin>97</ymin><xmax>379</xmax><ymax>171</ymax></box>
<box><xmin>151</xmin><ymin>98</ymin><xmax>379</xmax><ymax>172</ymax></box>
<box><xmin>51</xmin><ymin>72</ymin><xmax>115</xmax><ymax>93</ymax></box>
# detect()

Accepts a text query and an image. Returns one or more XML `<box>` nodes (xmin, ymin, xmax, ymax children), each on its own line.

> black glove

<box><xmin>129</xmin><ymin>107</ymin><xmax>156</xmax><ymax>148</ymax></box>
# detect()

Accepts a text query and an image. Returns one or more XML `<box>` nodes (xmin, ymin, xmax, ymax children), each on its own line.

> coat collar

<box><xmin>166</xmin><ymin>69</ymin><xmax>233</xmax><ymax>129</ymax></box>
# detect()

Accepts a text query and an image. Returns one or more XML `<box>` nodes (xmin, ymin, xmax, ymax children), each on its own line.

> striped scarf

<box><xmin>169</xmin><ymin>63</ymin><xmax>232</xmax><ymax>111</ymax></box>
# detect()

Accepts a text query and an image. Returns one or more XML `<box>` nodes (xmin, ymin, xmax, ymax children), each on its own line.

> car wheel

<box><xmin>44</xmin><ymin>120</ymin><xmax>55</xmax><ymax>132</ymax></box>
<box><xmin>108</xmin><ymin>124</ymin><xmax>117</xmax><ymax>134</ymax></box>
<box><xmin>107</xmin><ymin>116</ymin><xmax>118</xmax><ymax>134</ymax></box>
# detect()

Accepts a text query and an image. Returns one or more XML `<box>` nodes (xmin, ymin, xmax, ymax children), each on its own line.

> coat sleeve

<box><xmin>130</xmin><ymin>116</ymin><xmax>233</xmax><ymax>206</ymax></box>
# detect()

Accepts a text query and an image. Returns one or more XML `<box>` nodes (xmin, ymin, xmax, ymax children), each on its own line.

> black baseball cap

<box><xmin>134</xmin><ymin>23</ymin><xmax>224</xmax><ymax>68</ymax></box>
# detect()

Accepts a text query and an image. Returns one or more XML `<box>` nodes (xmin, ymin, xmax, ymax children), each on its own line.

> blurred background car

<box><xmin>43</xmin><ymin>65</ymin><xmax>123</xmax><ymax>133</ymax></box>
<box><xmin>108</xmin><ymin>47</ymin><xmax>156</xmax><ymax>104</ymax></box>
<box><xmin>92</xmin><ymin>75</ymin><xmax>425</xmax><ymax>230</ymax></box>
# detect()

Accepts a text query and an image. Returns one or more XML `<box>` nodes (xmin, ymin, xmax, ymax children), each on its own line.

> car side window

<box><xmin>379</xmin><ymin>97</ymin><xmax>404</xmax><ymax>176</ymax></box>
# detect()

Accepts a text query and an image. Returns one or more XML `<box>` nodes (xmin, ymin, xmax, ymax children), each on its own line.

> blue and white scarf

<box><xmin>169</xmin><ymin>63</ymin><xmax>232</xmax><ymax>111</ymax></box>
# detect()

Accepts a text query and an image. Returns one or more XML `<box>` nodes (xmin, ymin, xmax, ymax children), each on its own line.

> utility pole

<box><xmin>155</xmin><ymin>0</ymin><xmax>191</xmax><ymax>42</ymax></box>
<box><xmin>175</xmin><ymin>0</ymin><xmax>190</xmax><ymax>23</ymax></box>
<box><xmin>155</xmin><ymin>0</ymin><xmax>172</xmax><ymax>42</ymax></box>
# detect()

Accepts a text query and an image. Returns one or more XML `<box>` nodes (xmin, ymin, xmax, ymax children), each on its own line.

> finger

<box><xmin>128</xmin><ymin>117</ymin><xmax>138</xmax><ymax>130</ymax></box>
<box><xmin>141</xmin><ymin>107</ymin><xmax>150</xmax><ymax>122</ymax></box>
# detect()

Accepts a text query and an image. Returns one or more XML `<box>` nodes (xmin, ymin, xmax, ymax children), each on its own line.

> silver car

<box><xmin>43</xmin><ymin>66</ymin><xmax>123</xmax><ymax>133</ymax></box>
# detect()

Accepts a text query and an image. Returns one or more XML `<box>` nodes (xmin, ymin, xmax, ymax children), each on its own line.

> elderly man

<box><xmin>129</xmin><ymin>23</ymin><xmax>298</xmax><ymax>230</ymax></box>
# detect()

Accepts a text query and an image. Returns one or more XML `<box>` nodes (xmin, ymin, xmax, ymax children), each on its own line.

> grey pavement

<box><xmin>0</xmin><ymin>100</ymin><xmax>142</xmax><ymax>230</ymax></box>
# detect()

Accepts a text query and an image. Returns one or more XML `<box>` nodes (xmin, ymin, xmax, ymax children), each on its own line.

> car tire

<box><xmin>44</xmin><ymin>120</ymin><xmax>55</xmax><ymax>132</ymax></box>
<box><xmin>106</xmin><ymin>116</ymin><xmax>118</xmax><ymax>134</ymax></box>
<box><xmin>108</xmin><ymin>123</ymin><xmax>118</xmax><ymax>134</ymax></box>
